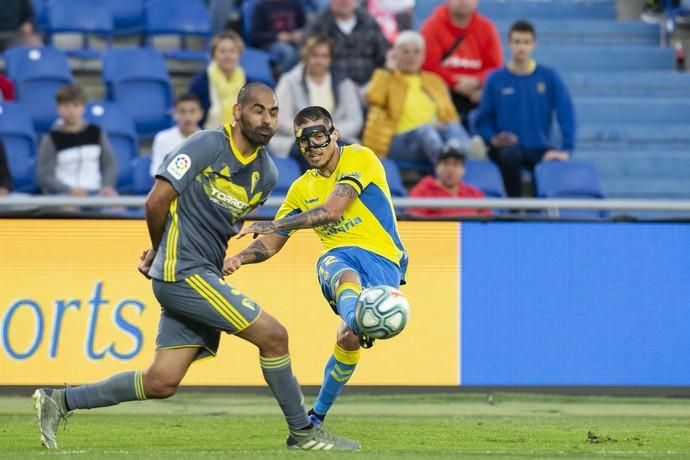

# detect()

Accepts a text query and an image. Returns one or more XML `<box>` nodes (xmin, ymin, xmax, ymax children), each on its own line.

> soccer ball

<box><xmin>355</xmin><ymin>285</ymin><xmax>410</xmax><ymax>339</ymax></box>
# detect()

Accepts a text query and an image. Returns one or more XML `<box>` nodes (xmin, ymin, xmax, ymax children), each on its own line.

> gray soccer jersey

<box><xmin>149</xmin><ymin>125</ymin><xmax>277</xmax><ymax>282</ymax></box>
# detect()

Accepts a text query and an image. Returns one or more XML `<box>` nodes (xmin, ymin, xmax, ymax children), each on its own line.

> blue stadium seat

<box><xmin>240</xmin><ymin>47</ymin><xmax>275</xmax><ymax>87</ymax></box>
<box><xmin>241</xmin><ymin>0</ymin><xmax>261</xmax><ymax>45</ymax></box>
<box><xmin>32</xmin><ymin>0</ymin><xmax>49</xmax><ymax>32</ymax></box>
<box><xmin>381</xmin><ymin>159</ymin><xmax>406</xmax><ymax>197</ymax></box>
<box><xmin>534</xmin><ymin>160</ymin><xmax>606</xmax><ymax>218</ymax></box>
<box><xmin>273</xmin><ymin>157</ymin><xmax>301</xmax><ymax>194</ymax></box>
<box><xmin>4</xmin><ymin>46</ymin><xmax>73</xmax><ymax>134</ymax></box>
<box><xmin>102</xmin><ymin>48</ymin><xmax>174</xmax><ymax>137</ymax></box>
<box><xmin>0</xmin><ymin>103</ymin><xmax>37</xmax><ymax>193</ymax></box>
<box><xmin>145</xmin><ymin>0</ymin><xmax>211</xmax><ymax>61</ymax></box>
<box><xmin>132</xmin><ymin>155</ymin><xmax>153</xmax><ymax>195</ymax></box>
<box><xmin>45</xmin><ymin>0</ymin><xmax>114</xmax><ymax>59</ymax></box>
<box><xmin>479</xmin><ymin>0</ymin><xmax>616</xmax><ymax>20</ymax></box>
<box><xmin>464</xmin><ymin>160</ymin><xmax>506</xmax><ymax>198</ymax></box>
<box><xmin>84</xmin><ymin>101</ymin><xmax>138</xmax><ymax>192</ymax></box>
<box><xmin>534</xmin><ymin>46</ymin><xmax>673</xmax><ymax>72</ymax></box>
<box><xmin>107</xmin><ymin>0</ymin><xmax>145</xmax><ymax>34</ymax></box>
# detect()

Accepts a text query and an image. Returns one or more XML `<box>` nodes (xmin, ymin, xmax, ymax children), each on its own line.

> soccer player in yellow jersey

<box><xmin>228</xmin><ymin>106</ymin><xmax>408</xmax><ymax>426</ymax></box>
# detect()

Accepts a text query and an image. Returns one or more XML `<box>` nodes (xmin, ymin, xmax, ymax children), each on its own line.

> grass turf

<box><xmin>1</xmin><ymin>392</ymin><xmax>689</xmax><ymax>458</ymax></box>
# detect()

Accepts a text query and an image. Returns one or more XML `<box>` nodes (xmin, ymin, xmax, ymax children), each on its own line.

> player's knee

<box><xmin>143</xmin><ymin>370</ymin><xmax>180</xmax><ymax>399</ymax></box>
<box><xmin>337</xmin><ymin>327</ymin><xmax>360</xmax><ymax>351</ymax></box>
<box><xmin>259</xmin><ymin>320</ymin><xmax>289</xmax><ymax>356</ymax></box>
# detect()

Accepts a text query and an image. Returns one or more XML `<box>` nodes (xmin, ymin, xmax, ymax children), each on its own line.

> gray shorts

<box><xmin>152</xmin><ymin>270</ymin><xmax>262</xmax><ymax>361</ymax></box>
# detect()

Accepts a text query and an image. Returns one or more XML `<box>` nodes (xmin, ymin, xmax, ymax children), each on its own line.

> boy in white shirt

<box><xmin>149</xmin><ymin>94</ymin><xmax>203</xmax><ymax>176</ymax></box>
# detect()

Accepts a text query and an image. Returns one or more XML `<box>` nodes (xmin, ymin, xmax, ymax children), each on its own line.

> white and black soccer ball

<box><xmin>355</xmin><ymin>285</ymin><xmax>410</xmax><ymax>339</ymax></box>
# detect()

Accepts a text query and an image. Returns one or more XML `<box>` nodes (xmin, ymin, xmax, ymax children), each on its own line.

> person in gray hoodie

<box><xmin>270</xmin><ymin>34</ymin><xmax>363</xmax><ymax>159</ymax></box>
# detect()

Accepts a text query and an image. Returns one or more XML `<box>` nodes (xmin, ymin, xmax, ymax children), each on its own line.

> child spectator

<box><xmin>303</xmin><ymin>0</ymin><xmax>389</xmax><ymax>86</ymax></box>
<box><xmin>408</xmin><ymin>142</ymin><xmax>489</xmax><ymax>217</ymax></box>
<box><xmin>475</xmin><ymin>21</ymin><xmax>575</xmax><ymax>197</ymax></box>
<box><xmin>189</xmin><ymin>31</ymin><xmax>246</xmax><ymax>129</ymax></box>
<box><xmin>150</xmin><ymin>94</ymin><xmax>203</xmax><ymax>176</ymax></box>
<box><xmin>363</xmin><ymin>31</ymin><xmax>470</xmax><ymax>166</ymax></box>
<box><xmin>37</xmin><ymin>85</ymin><xmax>118</xmax><ymax>196</ymax></box>
<box><xmin>270</xmin><ymin>34</ymin><xmax>363</xmax><ymax>158</ymax></box>
<box><xmin>420</xmin><ymin>0</ymin><xmax>502</xmax><ymax>121</ymax></box>
<box><xmin>250</xmin><ymin>0</ymin><xmax>306</xmax><ymax>74</ymax></box>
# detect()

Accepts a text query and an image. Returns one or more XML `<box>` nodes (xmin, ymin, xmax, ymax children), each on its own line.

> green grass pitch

<box><xmin>1</xmin><ymin>392</ymin><xmax>690</xmax><ymax>458</ymax></box>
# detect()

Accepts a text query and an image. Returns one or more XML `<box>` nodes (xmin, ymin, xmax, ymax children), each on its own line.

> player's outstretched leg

<box><xmin>33</xmin><ymin>347</ymin><xmax>197</xmax><ymax>449</ymax></box>
<box><xmin>310</xmin><ymin>322</ymin><xmax>360</xmax><ymax>426</ymax></box>
<box><xmin>237</xmin><ymin>311</ymin><xmax>360</xmax><ymax>451</ymax></box>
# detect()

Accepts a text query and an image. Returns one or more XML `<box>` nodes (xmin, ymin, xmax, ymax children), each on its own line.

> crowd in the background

<box><xmin>0</xmin><ymin>0</ymin><xmax>581</xmax><ymax>216</ymax></box>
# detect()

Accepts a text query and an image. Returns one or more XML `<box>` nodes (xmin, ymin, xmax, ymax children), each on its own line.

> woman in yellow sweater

<box><xmin>362</xmin><ymin>30</ymin><xmax>470</xmax><ymax>166</ymax></box>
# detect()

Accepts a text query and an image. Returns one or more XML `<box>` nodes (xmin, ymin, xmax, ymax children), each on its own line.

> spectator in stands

<box><xmin>0</xmin><ymin>75</ymin><xmax>15</xmax><ymax>101</ymax></box>
<box><xmin>0</xmin><ymin>0</ymin><xmax>42</xmax><ymax>51</ymax></box>
<box><xmin>420</xmin><ymin>0</ymin><xmax>502</xmax><ymax>122</ymax></box>
<box><xmin>367</xmin><ymin>0</ymin><xmax>415</xmax><ymax>44</ymax></box>
<box><xmin>189</xmin><ymin>31</ymin><xmax>246</xmax><ymax>129</ymax></box>
<box><xmin>362</xmin><ymin>31</ymin><xmax>470</xmax><ymax>167</ymax></box>
<box><xmin>150</xmin><ymin>94</ymin><xmax>203</xmax><ymax>176</ymax></box>
<box><xmin>250</xmin><ymin>0</ymin><xmax>306</xmax><ymax>75</ymax></box>
<box><xmin>303</xmin><ymin>0</ymin><xmax>389</xmax><ymax>86</ymax></box>
<box><xmin>475</xmin><ymin>21</ymin><xmax>575</xmax><ymax>198</ymax></box>
<box><xmin>408</xmin><ymin>142</ymin><xmax>489</xmax><ymax>217</ymax></box>
<box><xmin>0</xmin><ymin>139</ymin><xmax>12</xmax><ymax>195</ymax></box>
<box><xmin>271</xmin><ymin>34</ymin><xmax>363</xmax><ymax>158</ymax></box>
<box><xmin>37</xmin><ymin>85</ymin><xmax>118</xmax><ymax>197</ymax></box>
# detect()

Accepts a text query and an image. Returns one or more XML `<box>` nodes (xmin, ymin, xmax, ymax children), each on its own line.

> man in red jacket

<box><xmin>420</xmin><ymin>0</ymin><xmax>502</xmax><ymax>121</ymax></box>
<box><xmin>408</xmin><ymin>143</ymin><xmax>490</xmax><ymax>217</ymax></box>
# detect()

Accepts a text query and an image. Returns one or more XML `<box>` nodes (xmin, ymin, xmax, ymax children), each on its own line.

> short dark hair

<box><xmin>294</xmin><ymin>106</ymin><xmax>333</xmax><ymax>129</ymax></box>
<box><xmin>56</xmin><ymin>84</ymin><xmax>87</xmax><ymax>105</ymax></box>
<box><xmin>236</xmin><ymin>82</ymin><xmax>274</xmax><ymax>105</ymax></box>
<box><xmin>509</xmin><ymin>20</ymin><xmax>536</xmax><ymax>39</ymax></box>
<box><xmin>175</xmin><ymin>93</ymin><xmax>202</xmax><ymax>108</ymax></box>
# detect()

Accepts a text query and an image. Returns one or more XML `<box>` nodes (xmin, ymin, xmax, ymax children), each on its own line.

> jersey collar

<box><xmin>225</xmin><ymin>123</ymin><xmax>259</xmax><ymax>166</ymax></box>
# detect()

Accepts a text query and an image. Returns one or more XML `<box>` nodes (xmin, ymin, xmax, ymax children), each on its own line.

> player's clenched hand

<box><xmin>236</xmin><ymin>221</ymin><xmax>277</xmax><ymax>239</ymax></box>
<box><xmin>222</xmin><ymin>256</ymin><xmax>242</xmax><ymax>276</ymax></box>
<box><xmin>138</xmin><ymin>248</ymin><xmax>156</xmax><ymax>279</ymax></box>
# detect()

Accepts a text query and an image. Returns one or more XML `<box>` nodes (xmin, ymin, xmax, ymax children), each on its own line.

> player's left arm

<box><xmin>236</xmin><ymin>183</ymin><xmax>358</xmax><ymax>238</ymax></box>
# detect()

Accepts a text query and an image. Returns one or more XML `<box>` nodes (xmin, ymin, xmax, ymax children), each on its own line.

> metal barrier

<box><xmin>3</xmin><ymin>195</ymin><xmax>690</xmax><ymax>212</ymax></box>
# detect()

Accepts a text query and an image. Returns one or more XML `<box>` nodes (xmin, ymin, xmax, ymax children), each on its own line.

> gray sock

<box><xmin>260</xmin><ymin>354</ymin><xmax>311</xmax><ymax>430</ymax></box>
<box><xmin>65</xmin><ymin>370</ymin><xmax>146</xmax><ymax>410</ymax></box>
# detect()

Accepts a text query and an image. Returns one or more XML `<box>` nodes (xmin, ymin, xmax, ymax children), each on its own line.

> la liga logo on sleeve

<box><xmin>167</xmin><ymin>153</ymin><xmax>191</xmax><ymax>179</ymax></box>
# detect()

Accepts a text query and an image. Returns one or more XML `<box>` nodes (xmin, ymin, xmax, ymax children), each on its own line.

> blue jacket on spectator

<box><xmin>476</xmin><ymin>63</ymin><xmax>576</xmax><ymax>152</ymax></box>
<box><xmin>250</xmin><ymin>0</ymin><xmax>306</xmax><ymax>49</ymax></box>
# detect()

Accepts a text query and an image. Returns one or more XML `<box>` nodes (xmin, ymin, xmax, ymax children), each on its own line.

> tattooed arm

<box><xmin>236</xmin><ymin>183</ymin><xmax>359</xmax><ymax>239</ymax></box>
<box><xmin>223</xmin><ymin>233</ymin><xmax>289</xmax><ymax>275</ymax></box>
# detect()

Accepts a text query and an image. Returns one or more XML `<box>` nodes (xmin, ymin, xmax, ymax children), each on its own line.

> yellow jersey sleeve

<box><xmin>274</xmin><ymin>179</ymin><xmax>304</xmax><ymax>237</ymax></box>
<box><xmin>335</xmin><ymin>145</ymin><xmax>384</xmax><ymax>195</ymax></box>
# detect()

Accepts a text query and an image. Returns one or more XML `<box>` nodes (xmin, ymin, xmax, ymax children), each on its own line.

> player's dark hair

<box><xmin>509</xmin><ymin>20</ymin><xmax>536</xmax><ymax>39</ymax></box>
<box><xmin>236</xmin><ymin>82</ymin><xmax>274</xmax><ymax>105</ymax></box>
<box><xmin>294</xmin><ymin>106</ymin><xmax>333</xmax><ymax>129</ymax></box>
<box><xmin>175</xmin><ymin>93</ymin><xmax>202</xmax><ymax>108</ymax></box>
<box><xmin>56</xmin><ymin>84</ymin><xmax>87</xmax><ymax>105</ymax></box>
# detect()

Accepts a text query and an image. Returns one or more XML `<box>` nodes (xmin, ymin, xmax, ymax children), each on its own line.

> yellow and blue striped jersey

<box><xmin>276</xmin><ymin>144</ymin><xmax>407</xmax><ymax>272</ymax></box>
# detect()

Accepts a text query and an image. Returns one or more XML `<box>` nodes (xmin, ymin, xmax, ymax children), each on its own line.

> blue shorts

<box><xmin>316</xmin><ymin>247</ymin><xmax>402</xmax><ymax>314</ymax></box>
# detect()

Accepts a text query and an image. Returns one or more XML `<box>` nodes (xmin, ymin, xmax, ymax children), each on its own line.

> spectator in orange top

<box><xmin>420</xmin><ymin>0</ymin><xmax>502</xmax><ymax>122</ymax></box>
<box><xmin>408</xmin><ymin>142</ymin><xmax>490</xmax><ymax>217</ymax></box>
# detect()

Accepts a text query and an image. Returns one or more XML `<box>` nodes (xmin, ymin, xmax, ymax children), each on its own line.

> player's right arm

<box><xmin>138</xmin><ymin>178</ymin><xmax>178</xmax><ymax>278</ymax></box>
<box><xmin>222</xmin><ymin>233</ymin><xmax>289</xmax><ymax>276</ymax></box>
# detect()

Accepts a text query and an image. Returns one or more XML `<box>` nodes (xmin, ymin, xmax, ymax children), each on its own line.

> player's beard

<box><xmin>239</xmin><ymin>115</ymin><xmax>274</xmax><ymax>147</ymax></box>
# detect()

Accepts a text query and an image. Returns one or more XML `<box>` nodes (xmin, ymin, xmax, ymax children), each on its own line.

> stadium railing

<box><xmin>2</xmin><ymin>196</ymin><xmax>690</xmax><ymax>219</ymax></box>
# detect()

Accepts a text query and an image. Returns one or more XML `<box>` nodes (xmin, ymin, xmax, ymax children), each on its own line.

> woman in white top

<box><xmin>270</xmin><ymin>34</ymin><xmax>363</xmax><ymax>159</ymax></box>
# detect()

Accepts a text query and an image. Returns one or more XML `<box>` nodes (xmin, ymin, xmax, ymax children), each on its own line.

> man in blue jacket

<box><xmin>476</xmin><ymin>20</ymin><xmax>575</xmax><ymax>197</ymax></box>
